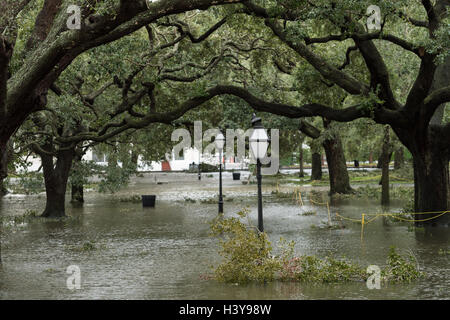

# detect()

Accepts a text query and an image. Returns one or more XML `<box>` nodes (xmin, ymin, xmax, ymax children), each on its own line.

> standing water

<box><xmin>0</xmin><ymin>172</ymin><xmax>448</xmax><ymax>299</ymax></box>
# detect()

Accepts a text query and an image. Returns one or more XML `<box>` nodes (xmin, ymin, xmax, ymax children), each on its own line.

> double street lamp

<box><xmin>249</xmin><ymin>114</ymin><xmax>270</xmax><ymax>233</ymax></box>
<box><xmin>215</xmin><ymin>132</ymin><xmax>225</xmax><ymax>214</ymax></box>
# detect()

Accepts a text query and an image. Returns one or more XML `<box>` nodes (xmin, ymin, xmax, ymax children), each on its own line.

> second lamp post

<box><xmin>215</xmin><ymin>132</ymin><xmax>225</xmax><ymax>214</ymax></box>
<box><xmin>249</xmin><ymin>114</ymin><xmax>270</xmax><ymax>233</ymax></box>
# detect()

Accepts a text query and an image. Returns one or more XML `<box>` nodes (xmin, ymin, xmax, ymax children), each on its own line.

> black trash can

<box><xmin>142</xmin><ymin>195</ymin><xmax>156</xmax><ymax>207</ymax></box>
<box><xmin>233</xmin><ymin>172</ymin><xmax>241</xmax><ymax>181</ymax></box>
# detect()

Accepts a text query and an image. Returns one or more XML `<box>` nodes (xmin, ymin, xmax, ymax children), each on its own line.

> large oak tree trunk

<box><xmin>411</xmin><ymin>146</ymin><xmax>449</xmax><ymax>226</ymax></box>
<box><xmin>322</xmin><ymin>120</ymin><xmax>353</xmax><ymax>195</ymax></box>
<box><xmin>395</xmin><ymin>124</ymin><xmax>449</xmax><ymax>227</ymax></box>
<box><xmin>407</xmin><ymin>54</ymin><xmax>450</xmax><ymax>226</ymax></box>
<box><xmin>311</xmin><ymin>152</ymin><xmax>322</xmax><ymax>180</ymax></box>
<box><xmin>323</xmin><ymin>136</ymin><xmax>353</xmax><ymax>194</ymax></box>
<box><xmin>40</xmin><ymin>147</ymin><xmax>75</xmax><ymax>218</ymax></box>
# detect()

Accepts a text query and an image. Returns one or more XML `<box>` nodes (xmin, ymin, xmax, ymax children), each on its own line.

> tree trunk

<box><xmin>298</xmin><ymin>143</ymin><xmax>304</xmax><ymax>178</ymax></box>
<box><xmin>131</xmin><ymin>150</ymin><xmax>139</xmax><ymax>168</ymax></box>
<box><xmin>40</xmin><ymin>147</ymin><xmax>75</xmax><ymax>218</ymax></box>
<box><xmin>71</xmin><ymin>183</ymin><xmax>84</xmax><ymax>204</ymax></box>
<box><xmin>376</xmin><ymin>153</ymin><xmax>382</xmax><ymax>169</ymax></box>
<box><xmin>322</xmin><ymin>120</ymin><xmax>353</xmax><ymax>194</ymax></box>
<box><xmin>70</xmin><ymin>152</ymin><xmax>84</xmax><ymax>203</ymax></box>
<box><xmin>377</xmin><ymin>150</ymin><xmax>392</xmax><ymax>169</ymax></box>
<box><xmin>411</xmin><ymin>147</ymin><xmax>449</xmax><ymax>226</ymax></box>
<box><xmin>381</xmin><ymin>127</ymin><xmax>391</xmax><ymax>206</ymax></box>
<box><xmin>0</xmin><ymin>139</ymin><xmax>8</xmax><ymax>196</ymax></box>
<box><xmin>323</xmin><ymin>139</ymin><xmax>353</xmax><ymax>194</ymax></box>
<box><xmin>406</xmin><ymin>54</ymin><xmax>449</xmax><ymax>226</ymax></box>
<box><xmin>394</xmin><ymin>147</ymin><xmax>404</xmax><ymax>170</ymax></box>
<box><xmin>311</xmin><ymin>152</ymin><xmax>322</xmax><ymax>180</ymax></box>
<box><xmin>395</xmin><ymin>124</ymin><xmax>449</xmax><ymax>227</ymax></box>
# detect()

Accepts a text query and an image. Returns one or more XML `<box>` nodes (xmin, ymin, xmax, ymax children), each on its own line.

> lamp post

<box><xmin>215</xmin><ymin>132</ymin><xmax>225</xmax><ymax>214</ymax></box>
<box><xmin>198</xmin><ymin>150</ymin><xmax>201</xmax><ymax>181</ymax></box>
<box><xmin>249</xmin><ymin>114</ymin><xmax>270</xmax><ymax>233</ymax></box>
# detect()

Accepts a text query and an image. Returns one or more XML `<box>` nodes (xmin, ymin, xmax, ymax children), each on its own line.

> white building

<box><xmin>20</xmin><ymin>147</ymin><xmax>248</xmax><ymax>173</ymax></box>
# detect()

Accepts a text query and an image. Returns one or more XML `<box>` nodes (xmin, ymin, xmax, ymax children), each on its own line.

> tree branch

<box><xmin>424</xmin><ymin>85</ymin><xmax>450</xmax><ymax>111</ymax></box>
<box><xmin>243</xmin><ymin>1</ymin><xmax>369</xmax><ymax>95</ymax></box>
<box><xmin>338</xmin><ymin>46</ymin><xmax>357</xmax><ymax>70</ymax></box>
<box><xmin>299</xmin><ymin>120</ymin><xmax>321</xmax><ymax>139</ymax></box>
<box><xmin>25</xmin><ymin>0</ymin><xmax>63</xmax><ymax>51</ymax></box>
<box><xmin>4</xmin><ymin>0</ymin><xmax>245</xmax><ymax>143</ymax></box>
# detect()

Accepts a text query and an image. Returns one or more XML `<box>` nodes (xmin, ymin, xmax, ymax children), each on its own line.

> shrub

<box><xmin>210</xmin><ymin>210</ymin><xmax>424</xmax><ymax>285</ymax></box>
<box><xmin>382</xmin><ymin>246</ymin><xmax>424</xmax><ymax>283</ymax></box>
<box><xmin>210</xmin><ymin>209</ymin><xmax>283</xmax><ymax>284</ymax></box>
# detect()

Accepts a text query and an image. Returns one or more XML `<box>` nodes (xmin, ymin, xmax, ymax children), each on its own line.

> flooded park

<box><xmin>1</xmin><ymin>171</ymin><xmax>448</xmax><ymax>300</ymax></box>
<box><xmin>1</xmin><ymin>0</ymin><xmax>449</xmax><ymax>304</ymax></box>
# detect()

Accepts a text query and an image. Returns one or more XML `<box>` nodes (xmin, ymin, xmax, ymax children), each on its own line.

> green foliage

<box><xmin>98</xmin><ymin>161</ymin><xmax>136</xmax><ymax>193</ymax></box>
<box><xmin>97</xmin><ymin>149</ymin><xmax>138</xmax><ymax>194</ymax></box>
<box><xmin>210</xmin><ymin>209</ymin><xmax>282</xmax><ymax>284</ymax></box>
<box><xmin>6</xmin><ymin>0</ymin><xmax>447</xmax><ymax>206</ymax></box>
<box><xmin>13</xmin><ymin>173</ymin><xmax>45</xmax><ymax>195</ymax></box>
<box><xmin>400</xmin><ymin>200</ymin><xmax>415</xmax><ymax>215</ymax></box>
<box><xmin>210</xmin><ymin>210</ymin><xmax>424</xmax><ymax>285</ymax></box>
<box><xmin>437</xmin><ymin>248</ymin><xmax>450</xmax><ymax>256</ymax></box>
<box><xmin>335</xmin><ymin>185</ymin><xmax>414</xmax><ymax>201</ymax></box>
<box><xmin>193</xmin><ymin>163</ymin><xmax>219</xmax><ymax>173</ymax></box>
<box><xmin>69</xmin><ymin>160</ymin><xmax>100</xmax><ymax>191</ymax></box>
<box><xmin>280</xmin><ymin>255</ymin><xmax>367</xmax><ymax>283</ymax></box>
<box><xmin>383</xmin><ymin>247</ymin><xmax>424</xmax><ymax>283</ymax></box>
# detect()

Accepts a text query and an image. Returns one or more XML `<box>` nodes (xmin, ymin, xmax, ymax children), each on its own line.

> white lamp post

<box><xmin>249</xmin><ymin>114</ymin><xmax>270</xmax><ymax>232</ymax></box>
<box><xmin>215</xmin><ymin>132</ymin><xmax>225</xmax><ymax>214</ymax></box>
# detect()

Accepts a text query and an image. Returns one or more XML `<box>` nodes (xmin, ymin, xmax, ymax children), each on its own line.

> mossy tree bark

<box><xmin>298</xmin><ymin>135</ymin><xmax>305</xmax><ymax>178</ymax></box>
<box><xmin>299</xmin><ymin>120</ymin><xmax>352</xmax><ymax>194</ymax></box>
<box><xmin>380</xmin><ymin>126</ymin><xmax>393</xmax><ymax>207</ymax></box>
<box><xmin>70</xmin><ymin>150</ymin><xmax>84</xmax><ymax>204</ymax></box>
<box><xmin>33</xmin><ymin>141</ymin><xmax>75</xmax><ymax>218</ymax></box>
<box><xmin>311</xmin><ymin>152</ymin><xmax>322</xmax><ymax>181</ymax></box>
<box><xmin>394</xmin><ymin>147</ymin><xmax>405</xmax><ymax>170</ymax></box>
<box><xmin>322</xmin><ymin>119</ymin><xmax>353</xmax><ymax>195</ymax></box>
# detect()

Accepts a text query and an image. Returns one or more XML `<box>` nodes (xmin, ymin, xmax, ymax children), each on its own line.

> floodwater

<box><xmin>0</xmin><ymin>172</ymin><xmax>448</xmax><ymax>300</ymax></box>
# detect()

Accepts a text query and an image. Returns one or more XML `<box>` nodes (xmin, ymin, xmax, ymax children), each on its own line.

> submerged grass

<box><xmin>333</xmin><ymin>185</ymin><xmax>414</xmax><ymax>201</ymax></box>
<box><xmin>66</xmin><ymin>241</ymin><xmax>105</xmax><ymax>253</ymax></box>
<box><xmin>1</xmin><ymin>210</ymin><xmax>81</xmax><ymax>231</ymax></box>
<box><xmin>300</xmin><ymin>210</ymin><xmax>317</xmax><ymax>216</ymax></box>
<box><xmin>117</xmin><ymin>194</ymin><xmax>142</xmax><ymax>203</ymax></box>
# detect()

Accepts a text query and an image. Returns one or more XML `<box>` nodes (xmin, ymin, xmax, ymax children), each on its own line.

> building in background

<box><xmin>19</xmin><ymin>147</ymin><xmax>248</xmax><ymax>173</ymax></box>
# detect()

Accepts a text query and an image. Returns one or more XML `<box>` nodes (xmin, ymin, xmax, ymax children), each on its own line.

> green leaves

<box><xmin>383</xmin><ymin>246</ymin><xmax>424</xmax><ymax>283</ymax></box>
<box><xmin>210</xmin><ymin>209</ymin><xmax>282</xmax><ymax>284</ymax></box>
<box><xmin>210</xmin><ymin>210</ymin><xmax>424</xmax><ymax>285</ymax></box>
